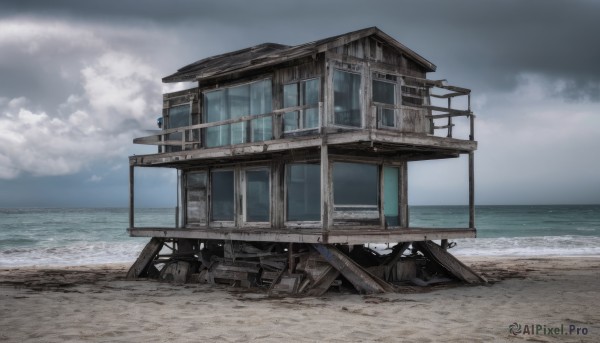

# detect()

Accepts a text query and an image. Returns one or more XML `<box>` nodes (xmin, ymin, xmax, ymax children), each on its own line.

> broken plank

<box><xmin>311</xmin><ymin>244</ymin><xmax>394</xmax><ymax>294</ymax></box>
<box><xmin>413</xmin><ymin>240</ymin><xmax>486</xmax><ymax>284</ymax></box>
<box><xmin>126</xmin><ymin>237</ymin><xmax>164</xmax><ymax>280</ymax></box>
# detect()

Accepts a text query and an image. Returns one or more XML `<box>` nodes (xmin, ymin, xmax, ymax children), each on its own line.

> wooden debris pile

<box><xmin>127</xmin><ymin>239</ymin><xmax>486</xmax><ymax>295</ymax></box>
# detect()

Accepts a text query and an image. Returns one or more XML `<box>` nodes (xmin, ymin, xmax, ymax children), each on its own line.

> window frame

<box><xmin>202</xmin><ymin>78</ymin><xmax>273</xmax><ymax>147</ymax></box>
<box><xmin>284</xmin><ymin>162</ymin><xmax>322</xmax><ymax>227</ymax></box>
<box><xmin>241</xmin><ymin>166</ymin><xmax>272</xmax><ymax>225</ymax></box>
<box><xmin>371</xmin><ymin>77</ymin><xmax>397</xmax><ymax>129</ymax></box>
<box><xmin>332</xmin><ymin>68</ymin><xmax>363</xmax><ymax>129</ymax></box>
<box><xmin>209</xmin><ymin>168</ymin><xmax>237</xmax><ymax>227</ymax></box>
<box><xmin>184</xmin><ymin>170</ymin><xmax>208</xmax><ymax>227</ymax></box>
<box><xmin>331</xmin><ymin>161</ymin><xmax>380</xmax><ymax>222</ymax></box>
<box><xmin>282</xmin><ymin>77</ymin><xmax>321</xmax><ymax>133</ymax></box>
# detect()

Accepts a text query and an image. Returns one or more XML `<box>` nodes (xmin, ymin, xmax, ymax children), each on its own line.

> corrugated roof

<box><xmin>163</xmin><ymin>27</ymin><xmax>436</xmax><ymax>83</ymax></box>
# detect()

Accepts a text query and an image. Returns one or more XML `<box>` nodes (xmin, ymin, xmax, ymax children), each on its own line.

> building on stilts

<box><xmin>127</xmin><ymin>27</ymin><xmax>486</xmax><ymax>294</ymax></box>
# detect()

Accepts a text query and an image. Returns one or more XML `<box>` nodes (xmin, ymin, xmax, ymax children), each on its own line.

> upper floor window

<box><xmin>333</xmin><ymin>70</ymin><xmax>361</xmax><ymax>127</ymax></box>
<box><xmin>372</xmin><ymin>79</ymin><xmax>396</xmax><ymax>127</ymax></box>
<box><xmin>204</xmin><ymin>79</ymin><xmax>272</xmax><ymax>147</ymax></box>
<box><xmin>165</xmin><ymin>103</ymin><xmax>191</xmax><ymax>151</ymax></box>
<box><xmin>283</xmin><ymin>78</ymin><xmax>320</xmax><ymax>132</ymax></box>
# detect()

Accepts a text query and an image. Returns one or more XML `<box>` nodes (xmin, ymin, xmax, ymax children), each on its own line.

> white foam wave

<box><xmin>369</xmin><ymin>235</ymin><xmax>600</xmax><ymax>257</ymax></box>
<box><xmin>0</xmin><ymin>241</ymin><xmax>147</xmax><ymax>267</ymax></box>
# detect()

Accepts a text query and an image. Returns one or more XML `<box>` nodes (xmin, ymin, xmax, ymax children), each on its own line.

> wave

<box><xmin>0</xmin><ymin>241</ymin><xmax>147</xmax><ymax>268</ymax></box>
<box><xmin>3</xmin><ymin>235</ymin><xmax>600</xmax><ymax>268</ymax></box>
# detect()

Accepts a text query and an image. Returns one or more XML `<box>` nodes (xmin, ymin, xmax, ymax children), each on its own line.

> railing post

<box><xmin>469</xmin><ymin>94</ymin><xmax>475</xmax><ymax>141</ymax></box>
<box><xmin>447</xmin><ymin>97</ymin><xmax>453</xmax><ymax>138</ymax></box>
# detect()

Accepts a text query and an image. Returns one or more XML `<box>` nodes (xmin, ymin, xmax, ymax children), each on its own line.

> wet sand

<box><xmin>1</xmin><ymin>256</ymin><xmax>599</xmax><ymax>342</ymax></box>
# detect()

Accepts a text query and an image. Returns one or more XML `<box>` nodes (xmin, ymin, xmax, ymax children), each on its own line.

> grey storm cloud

<box><xmin>0</xmin><ymin>0</ymin><xmax>598</xmax><ymax>206</ymax></box>
<box><xmin>3</xmin><ymin>0</ymin><xmax>600</xmax><ymax>98</ymax></box>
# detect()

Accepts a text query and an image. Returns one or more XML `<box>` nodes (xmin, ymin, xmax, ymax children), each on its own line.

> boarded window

<box><xmin>383</xmin><ymin>167</ymin><xmax>399</xmax><ymax>226</ymax></box>
<box><xmin>245</xmin><ymin>169</ymin><xmax>270</xmax><ymax>222</ymax></box>
<box><xmin>286</xmin><ymin>163</ymin><xmax>321</xmax><ymax>221</ymax></box>
<box><xmin>283</xmin><ymin>78</ymin><xmax>319</xmax><ymax>132</ymax></box>
<box><xmin>186</xmin><ymin>171</ymin><xmax>207</xmax><ymax>226</ymax></box>
<box><xmin>372</xmin><ymin>79</ymin><xmax>395</xmax><ymax>127</ymax></box>
<box><xmin>204</xmin><ymin>79</ymin><xmax>272</xmax><ymax>147</ymax></box>
<box><xmin>333</xmin><ymin>162</ymin><xmax>378</xmax><ymax>211</ymax></box>
<box><xmin>401</xmin><ymin>85</ymin><xmax>426</xmax><ymax>107</ymax></box>
<box><xmin>333</xmin><ymin>70</ymin><xmax>361</xmax><ymax>127</ymax></box>
<box><xmin>211</xmin><ymin>170</ymin><xmax>234</xmax><ymax>221</ymax></box>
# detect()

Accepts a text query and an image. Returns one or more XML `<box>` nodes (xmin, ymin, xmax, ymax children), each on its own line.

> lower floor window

<box><xmin>286</xmin><ymin>163</ymin><xmax>320</xmax><ymax>221</ymax></box>
<box><xmin>211</xmin><ymin>170</ymin><xmax>234</xmax><ymax>221</ymax></box>
<box><xmin>245</xmin><ymin>169</ymin><xmax>270</xmax><ymax>222</ymax></box>
<box><xmin>333</xmin><ymin>162</ymin><xmax>378</xmax><ymax>212</ymax></box>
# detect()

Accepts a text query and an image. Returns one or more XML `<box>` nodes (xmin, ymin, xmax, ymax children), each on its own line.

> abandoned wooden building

<box><xmin>127</xmin><ymin>27</ymin><xmax>485</xmax><ymax>294</ymax></box>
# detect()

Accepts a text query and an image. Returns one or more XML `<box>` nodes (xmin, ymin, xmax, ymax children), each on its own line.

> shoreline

<box><xmin>1</xmin><ymin>256</ymin><xmax>599</xmax><ymax>342</ymax></box>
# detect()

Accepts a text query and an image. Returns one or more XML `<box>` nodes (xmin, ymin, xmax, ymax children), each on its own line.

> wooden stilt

<box><xmin>126</xmin><ymin>237</ymin><xmax>164</xmax><ymax>280</ymax></box>
<box><xmin>311</xmin><ymin>244</ymin><xmax>394</xmax><ymax>294</ymax></box>
<box><xmin>414</xmin><ymin>240</ymin><xmax>486</xmax><ymax>284</ymax></box>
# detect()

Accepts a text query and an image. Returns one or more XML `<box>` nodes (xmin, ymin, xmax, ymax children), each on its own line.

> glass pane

<box><xmin>205</xmin><ymin>90</ymin><xmax>228</xmax><ymax>147</ymax></box>
<box><xmin>283</xmin><ymin>111</ymin><xmax>299</xmax><ymax>132</ymax></box>
<box><xmin>211</xmin><ymin>170</ymin><xmax>234</xmax><ymax>221</ymax></box>
<box><xmin>186</xmin><ymin>171</ymin><xmax>207</xmax><ymax>225</ymax></box>
<box><xmin>286</xmin><ymin>164</ymin><xmax>321</xmax><ymax>221</ymax></box>
<box><xmin>283</xmin><ymin>83</ymin><xmax>298</xmax><ymax>108</ymax></box>
<box><xmin>383</xmin><ymin>167</ymin><xmax>399</xmax><ymax>226</ymax></box>
<box><xmin>229</xmin><ymin>84</ymin><xmax>249</xmax><ymax>144</ymax></box>
<box><xmin>372</xmin><ymin>80</ymin><xmax>395</xmax><ymax>104</ymax></box>
<box><xmin>333</xmin><ymin>162</ymin><xmax>378</xmax><ymax>209</ymax></box>
<box><xmin>250</xmin><ymin>80</ymin><xmax>272</xmax><ymax>115</ymax></box>
<box><xmin>251</xmin><ymin>117</ymin><xmax>272</xmax><ymax>142</ymax></box>
<box><xmin>303</xmin><ymin>79</ymin><xmax>319</xmax><ymax>105</ymax></box>
<box><xmin>381</xmin><ymin>108</ymin><xmax>395</xmax><ymax>127</ymax></box>
<box><xmin>167</xmin><ymin>104</ymin><xmax>190</xmax><ymax>142</ymax></box>
<box><xmin>303</xmin><ymin>107</ymin><xmax>319</xmax><ymax>129</ymax></box>
<box><xmin>333</xmin><ymin>70</ymin><xmax>361</xmax><ymax>127</ymax></box>
<box><xmin>246</xmin><ymin>170</ymin><xmax>270</xmax><ymax>222</ymax></box>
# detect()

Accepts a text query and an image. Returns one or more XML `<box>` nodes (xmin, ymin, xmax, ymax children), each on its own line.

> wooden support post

<box><xmin>441</xmin><ymin>239</ymin><xmax>449</xmax><ymax>250</ymax></box>
<box><xmin>129</xmin><ymin>165</ymin><xmax>134</xmax><ymax>229</ymax></box>
<box><xmin>321</xmin><ymin>140</ymin><xmax>332</xmax><ymax>230</ymax></box>
<box><xmin>399</xmin><ymin>162</ymin><xmax>409</xmax><ymax>227</ymax></box>
<box><xmin>126</xmin><ymin>237</ymin><xmax>164</xmax><ymax>280</ymax></box>
<box><xmin>288</xmin><ymin>242</ymin><xmax>295</xmax><ymax>273</ymax></box>
<box><xmin>469</xmin><ymin>152</ymin><xmax>475</xmax><ymax>229</ymax></box>
<box><xmin>414</xmin><ymin>241</ymin><xmax>486</xmax><ymax>284</ymax></box>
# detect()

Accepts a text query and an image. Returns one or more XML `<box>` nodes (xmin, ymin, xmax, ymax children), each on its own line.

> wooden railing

<box><xmin>425</xmin><ymin>82</ymin><xmax>474</xmax><ymax>141</ymax></box>
<box><xmin>134</xmin><ymin>103</ymin><xmax>323</xmax><ymax>151</ymax></box>
<box><xmin>134</xmin><ymin>79</ymin><xmax>476</xmax><ymax>152</ymax></box>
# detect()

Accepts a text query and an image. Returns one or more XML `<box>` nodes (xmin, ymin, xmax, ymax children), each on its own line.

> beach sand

<box><xmin>1</xmin><ymin>256</ymin><xmax>599</xmax><ymax>342</ymax></box>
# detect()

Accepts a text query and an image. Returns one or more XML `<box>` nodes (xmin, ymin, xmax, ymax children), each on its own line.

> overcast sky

<box><xmin>0</xmin><ymin>0</ymin><xmax>599</xmax><ymax>207</ymax></box>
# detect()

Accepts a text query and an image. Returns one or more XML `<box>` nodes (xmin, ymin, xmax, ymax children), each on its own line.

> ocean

<box><xmin>1</xmin><ymin>205</ymin><xmax>599</xmax><ymax>267</ymax></box>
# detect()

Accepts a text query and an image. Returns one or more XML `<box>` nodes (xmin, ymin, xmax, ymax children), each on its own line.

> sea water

<box><xmin>1</xmin><ymin>205</ymin><xmax>599</xmax><ymax>267</ymax></box>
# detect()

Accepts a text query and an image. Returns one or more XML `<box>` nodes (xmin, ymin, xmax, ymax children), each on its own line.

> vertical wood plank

<box><xmin>469</xmin><ymin>152</ymin><xmax>475</xmax><ymax>229</ymax></box>
<box><xmin>321</xmin><ymin>142</ymin><xmax>331</xmax><ymax>230</ymax></box>
<box><xmin>399</xmin><ymin>161</ymin><xmax>408</xmax><ymax>227</ymax></box>
<box><xmin>378</xmin><ymin>164</ymin><xmax>385</xmax><ymax>229</ymax></box>
<box><xmin>129</xmin><ymin>164</ymin><xmax>134</xmax><ymax>229</ymax></box>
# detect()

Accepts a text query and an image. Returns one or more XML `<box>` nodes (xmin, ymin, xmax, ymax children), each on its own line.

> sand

<box><xmin>1</xmin><ymin>256</ymin><xmax>599</xmax><ymax>342</ymax></box>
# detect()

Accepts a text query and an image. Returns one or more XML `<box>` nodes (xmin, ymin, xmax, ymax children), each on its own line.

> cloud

<box><xmin>0</xmin><ymin>19</ymin><xmax>162</xmax><ymax>180</ymax></box>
